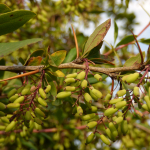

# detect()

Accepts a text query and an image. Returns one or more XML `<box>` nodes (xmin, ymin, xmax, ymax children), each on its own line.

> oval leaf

<box><xmin>123</xmin><ymin>52</ymin><xmax>145</xmax><ymax>67</ymax></box>
<box><xmin>114</xmin><ymin>20</ymin><xmax>118</xmax><ymax>43</ymax></box>
<box><xmin>0</xmin><ymin>38</ymin><xmax>43</xmax><ymax>59</ymax></box>
<box><xmin>0</xmin><ymin>10</ymin><xmax>36</xmax><ymax>36</ymax></box>
<box><xmin>0</xmin><ymin>4</ymin><xmax>11</xmax><ymax>14</ymax></box>
<box><xmin>116</xmin><ymin>35</ymin><xmax>137</xmax><ymax>47</ymax></box>
<box><xmin>139</xmin><ymin>38</ymin><xmax>150</xmax><ymax>45</ymax></box>
<box><xmin>50</xmin><ymin>50</ymin><xmax>67</xmax><ymax>66</ymax></box>
<box><xmin>82</xmin><ymin>19</ymin><xmax>111</xmax><ymax>58</ymax></box>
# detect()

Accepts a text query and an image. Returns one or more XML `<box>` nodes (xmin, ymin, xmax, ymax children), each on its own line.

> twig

<box><xmin>71</xmin><ymin>24</ymin><xmax>79</xmax><ymax>59</ymax></box>
<box><xmin>0</xmin><ymin>125</ymin><xmax>87</xmax><ymax>135</ymax></box>
<box><xmin>104</xmin><ymin>22</ymin><xmax>150</xmax><ymax>56</ymax></box>
<box><xmin>130</xmin><ymin>29</ymin><xmax>143</xmax><ymax>64</ymax></box>
<box><xmin>0</xmin><ymin>62</ymin><xmax>144</xmax><ymax>79</ymax></box>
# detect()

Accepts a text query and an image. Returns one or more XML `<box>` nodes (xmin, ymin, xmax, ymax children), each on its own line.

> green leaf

<box><xmin>19</xmin><ymin>57</ymin><xmax>25</xmax><ymax>65</ymax></box>
<box><xmin>114</xmin><ymin>20</ymin><xmax>118</xmax><ymax>43</ymax></box>
<box><xmin>82</xmin><ymin>19</ymin><xmax>111</xmax><ymax>58</ymax></box>
<box><xmin>123</xmin><ymin>52</ymin><xmax>145</xmax><ymax>67</ymax></box>
<box><xmin>30</xmin><ymin>49</ymin><xmax>44</xmax><ymax>58</ymax></box>
<box><xmin>0</xmin><ymin>58</ymin><xmax>5</xmax><ymax>79</ymax></box>
<box><xmin>0</xmin><ymin>10</ymin><xmax>36</xmax><ymax>36</ymax></box>
<box><xmin>26</xmin><ymin>56</ymin><xmax>42</xmax><ymax>66</ymax></box>
<box><xmin>0</xmin><ymin>38</ymin><xmax>43</xmax><ymax>59</ymax></box>
<box><xmin>139</xmin><ymin>38</ymin><xmax>150</xmax><ymax>45</ymax></box>
<box><xmin>0</xmin><ymin>4</ymin><xmax>11</xmax><ymax>14</ymax></box>
<box><xmin>21</xmin><ymin>139</ymin><xmax>38</xmax><ymax>150</ymax></box>
<box><xmin>50</xmin><ymin>50</ymin><xmax>67</xmax><ymax>66</ymax></box>
<box><xmin>116</xmin><ymin>35</ymin><xmax>136</xmax><ymax>47</ymax></box>
<box><xmin>63</xmin><ymin>47</ymin><xmax>77</xmax><ymax>63</ymax></box>
<box><xmin>87</xmin><ymin>41</ymin><xmax>103</xmax><ymax>59</ymax></box>
<box><xmin>25</xmin><ymin>49</ymin><xmax>44</xmax><ymax>65</ymax></box>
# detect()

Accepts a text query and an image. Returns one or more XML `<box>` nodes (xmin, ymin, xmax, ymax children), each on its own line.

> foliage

<box><xmin>0</xmin><ymin>1</ymin><xmax>150</xmax><ymax>150</ymax></box>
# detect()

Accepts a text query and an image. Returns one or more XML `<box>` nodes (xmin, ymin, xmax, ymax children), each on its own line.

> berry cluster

<box><xmin>56</xmin><ymin>65</ymin><xmax>150</xmax><ymax>146</ymax></box>
<box><xmin>0</xmin><ymin>73</ymin><xmax>51</xmax><ymax>137</ymax></box>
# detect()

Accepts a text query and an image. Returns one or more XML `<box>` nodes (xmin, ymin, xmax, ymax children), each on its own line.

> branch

<box><xmin>0</xmin><ymin>62</ymin><xmax>144</xmax><ymax>78</ymax></box>
<box><xmin>134</xmin><ymin>123</ymin><xmax>150</xmax><ymax>134</ymax></box>
<box><xmin>0</xmin><ymin>125</ymin><xmax>87</xmax><ymax>135</ymax></box>
<box><xmin>104</xmin><ymin>22</ymin><xmax>150</xmax><ymax>56</ymax></box>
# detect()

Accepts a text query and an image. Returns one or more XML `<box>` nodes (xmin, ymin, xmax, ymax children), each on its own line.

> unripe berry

<box><xmin>56</xmin><ymin>91</ymin><xmax>71</xmax><ymax>98</ymax></box>
<box><xmin>100</xmin><ymin>134</ymin><xmax>111</xmax><ymax>146</ymax></box>
<box><xmin>144</xmin><ymin>95</ymin><xmax>150</xmax><ymax>111</ymax></box>
<box><xmin>104</xmin><ymin>108</ymin><xmax>118</xmax><ymax>116</ymax></box>
<box><xmin>81</xmin><ymin>80</ymin><xmax>87</xmax><ymax>89</ymax></box>
<box><xmin>105</xmin><ymin>128</ymin><xmax>112</xmax><ymax>140</ymax></box>
<box><xmin>118</xmin><ymin>111</ymin><xmax>123</xmax><ymax>117</ymax></box>
<box><xmin>125</xmin><ymin>73</ymin><xmax>139</xmax><ymax>83</ymax></box>
<box><xmin>45</xmin><ymin>85</ymin><xmax>51</xmax><ymax>93</ymax></box>
<box><xmin>90</xmin><ymin>87</ymin><xmax>102</xmax><ymax>99</ymax></box>
<box><xmin>64</xmin><ymin>78</ymin><xmax>75</xmax><ymax>83</ymax></box>
<box><xmin>76</xmin><ymin>71</ymin><xmax>85</xmax><ymax>81</ymax></box>
<box><xmin>105</xmin><ymin>93</ymin><xmax>112</xmax><ymax>101</ymax></box>
<box><xmin>109</xmin><ymin>122</ymin><xmax>118</xmax><ymax>138</ymax></box>
<box><xmin>90</xmin><ymin>106</ymin><xmax>98</xmax><ymax>113</ymax></box>
<box><xmin>64</xmin><ymin>86</ymin><xmax>76</xmax><ymax>91</ymax></box>
<box><xmin>34</xmin><ymin>117</ymin><xmax>43</xmax><ymax>125</ymax></box>
<box><xmin>114</xmin><ymin>117</ymin><xmax>123</xmax><ymax>124</ymax></box>
<box><xmin>121</xmin><ymin>120</ymin><xmax>128</xmax><ymax>135</ymax></box>
<box><xmin>142</xmin><ymin>104</ymin><xmax>149</xmax><ymax>111</ymax></box>
<box><xmin>94</xmin><ymin>74</ymin><xmax>102</xmax><ymax>81</ymax></box>
<box><xmin>0</xmin><ymin>102</ymin><xmax>6</xmax><ymax>110</ymax></box>
<box><xmin>39</xmin><ymin>88</ymin><xmax>46</xmax><ymax>99</ymax></box>
<box><xmin>87</xmin><ymin>121</ymin><xmax>97</xmax><ymax>129</ymax></box>
<box><xmin>115</xmin><ymin>101</ymin><xmax>127</xmax><ymax>109</ymax></box>
<box><xmin>89</xmin><ymin>89</ymin><xmax>99</xmax><ymax>101</ymax></box>
<box><xmin>0</xmin><ymin>111</ymin><xmax>5</xmax><ymax>117</ymax></box>
<box><xmin>25</xmin><ymin>111</ymin><xmax>31</xmax><ymax>122</ymax></box>
<box><xmin>7</xmin><ymin>103</ymin><xmax>20</xmax><ymax>109</ymax></box>
<box><xmin>17</xmin><ymin>86</ymin><xmax>24</xmax><ymax>94</ymax></box>
<box><xmin>133</xmin><ymin>87</ymin><xmax>139</xmax><ymax>97</ymax></box>
<box><xmin>86</xmin><ymin>132</ymin><xmax>94</xmax><ymax>144</ymax></box>
<box><xmin>7</xmin><ymin>89</ymin><xmax>17</xmax><ymax>98</ymax></box>
<box><xmin>1</xmin><ymin>117</ymin><xmax>9</xmax><ymax>123</ymax></box>
<box><xmin>35</xmin><ymin>107</ymin><xmax>45</xmax><ymax>118</ymax></box>
<box><xmin>5</xmin><ymin>121</ymin><xmax>16</xmax><ymax>132</ymax></box>
<box><xmin>66</xmin><ymin>73</ymin><xmax>77</xmax><ymax>78</ymax></box>
<box><xmin>109</xmin><ymin>98</ymin><xmax>123</xmax><ymax>104</ymax></box>
<box><xmin>14</xmin><ymin>96</ymin><xmax>24</xmax><ymax>103</ymax></box>
<box><xmin>116</xmin><ymin>89</ymin><xmax>126</xmax><ymax>97</ymax></box>
<box><xmin>9</xmin><ymin>94</ymin><xmax>19</xmax><ymax>102</ymax></box>
<box><xmin>77</xmin><ymin>106</ymin><xmax>83</xmax><ymax>116</ymax></box>
<box><xmin>38</xmin><ymin>97</ymin><xmax>48</xmax><ymax>107</ymax></box>
<box><xmin>81</xmin><ymin>113</ymin><xmax>96</xmax><ymax>121</ymax></box>
<box><xmin>21</xmin><ymin>84</ymin><xmax>31</xmax><ymax>95</ymax></box>
<box><xmin>0</xmin><ymin>125</ymin><xmax>5</xmax><ymax>131</ymax></box>
<box><xmin>84</xmin><ymin>93</ymin><xmax>92</xmax><ymax>103</ymax></box>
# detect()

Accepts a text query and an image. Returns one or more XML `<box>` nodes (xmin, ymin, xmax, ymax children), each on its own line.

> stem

<box><xmin>130</xmin><ymin>30</ymin><xmax>143</xmax><ymax>64</ymax></box>
<box><xmin>71</xmin><ymin>24</ymin><xmax>79</xmax><ymax>59</ymax></box>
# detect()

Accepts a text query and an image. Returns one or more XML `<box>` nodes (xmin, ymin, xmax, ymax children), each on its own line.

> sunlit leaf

<box><xmin>0</xmin><ymin>10</ymin><xmax>36</xmax><ymax>36</ymax></box>
<box><xmin>114</xmin><ymin>20</ymin><xmax>118</xmax><ymax>43</ymax></box>
<box><xmin>82</xmin><ymin>19</ymin><xmax>111</xmax><ymax>58</ymax></box>
<box><xmin>116</xmin><ymin>35</ymin><xmax>136</xmax><ymax>47</ymax></box>
<box><xmin>0</xmin><ymin>38</ymin><xmax>43</xmax><ymax>59</ymax></box>
<box><xmin>123</xmin><ymin>52</ymin><xmax>145</xmax><ymax>67</ymax></box>
<box><xmin>0</xmin><ymin>4</ymin><xmax>11</xmax><ymax>14</ymax></box>
<box><xmin>50</xmin><ymin>50</ymin><xmax>67</xmax><ymax>66</ymax></box>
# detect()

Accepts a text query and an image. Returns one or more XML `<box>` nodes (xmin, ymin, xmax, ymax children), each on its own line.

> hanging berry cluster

<box><xmin>56</xmin><ymin>60</ymin><xmax>150</xmax><ymax>146</ymax></box>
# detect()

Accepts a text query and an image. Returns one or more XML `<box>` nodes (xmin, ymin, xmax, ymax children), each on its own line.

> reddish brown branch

<box><xmin>104</xmin><ymin>22</ymin><xmax>150</xmax><ymax>56</ymax></box>
<box><xmin>71</xmin><ymin>24</ymin><xmax>79</xmax><ymax>59</ymax></box>
<box><xmin>0</xmin><ymin>125</ymin><xmax>87</xmax><ymax>135</ymax></box>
